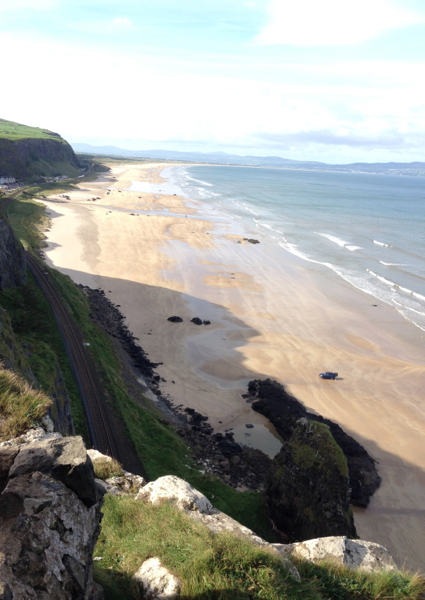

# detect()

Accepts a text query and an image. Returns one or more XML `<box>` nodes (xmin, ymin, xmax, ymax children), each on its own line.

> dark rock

<box><xmin>249</xmin><ymin>378</ymin><xmax>381</xmax><ymax>507</ymax></box>
<box><xmin>245</xmin><ymin>424</ymin><xmax>254</xmax><ymax>429</ymax></box>
<box><xmin>265</xmin><ymin>418</ymin><xmax>356</xmax><ymax>542</ymax></box>
<box><xmin>167</xmin><ymin>316</ymin><xmax>183</xmax><ymax>323</ymax></box>
<box><xmin>243</xmin><ymin>238</ymin><xmax>260</xmax><ymax>244</ymax></box>
<box><xmin>184</xmin><ymin>407</ymin><xmax>195</xmax><ymax>415</ymax></box>
<box><xmin>8</xmin><ymin>436</ymin><xmax>100</xmax><ymax>508</ymax></box>
<box><xmin>190</xmin><ymin>317</ymin><xmax>203</xmax><ymax>325</ymax></box>
<box><xmin>203</xmin><ymin>320</ymin><xmax>211</xmax><ymax>325</ymax></box>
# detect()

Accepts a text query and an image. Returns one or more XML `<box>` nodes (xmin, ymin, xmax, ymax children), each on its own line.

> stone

<box><xmin>273</xmin><ymin>536</ymin><xmax>398</xmax><ymax>572</ymax></box>
<box><xmin>190</xmin><ymin>317</ymin><xmax>203</xmax><ymax>325</ymax></box>
<box><xmin>136</xmin><ymin>475</ymin><xmax>214</xmax><ymax>514</ymax></box>
<box><xmin>8</xmin><ymin>436</ymin><xmax>100</xmax><ymax>508</ymax></box>
<box><xmin>102</xmin><ymin>473</ymin><xmax>146</xmax><ymax>496</ymax></box>
<box><xmin>133</xmin><ymin>557</ymin><xmax>181</xmax><ymax>599</ymax></box>
<box><xmin>0</xmin><ymin>471</ymin><xmax>104</xmax><ymax>599</ymax></box>
<box><xmin>167</xmin><ymin>316</ymin><xmax>183</xmax><ymax>323</ymax></box>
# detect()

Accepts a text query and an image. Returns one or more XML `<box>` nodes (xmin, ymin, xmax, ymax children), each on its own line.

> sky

<box><xmin>1</xmin><ymin>0</ymin><xmax>425</xmax><ymax>163</ymax></box>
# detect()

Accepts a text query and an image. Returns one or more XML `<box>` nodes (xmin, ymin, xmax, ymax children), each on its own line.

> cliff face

<box><xmin>0</xmin><ymin>136</ymin><xmax>81</xmax><ymax>179</ymax></box>
<box><xmin>0</xmin><ymin>215</ymin><xmax>26</xmax><ymax>290</ymax></box>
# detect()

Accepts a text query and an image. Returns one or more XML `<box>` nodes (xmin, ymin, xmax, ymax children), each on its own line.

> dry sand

<box><xmin>42</xmin><ymin>162</ymin><xmax>425</xmax><ymax>572</ymax></box>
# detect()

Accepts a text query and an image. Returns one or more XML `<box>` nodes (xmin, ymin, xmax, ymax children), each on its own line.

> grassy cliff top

<box><xmin>0</xmin><ymin>118</ymin><xmax>62</xmax><ymax>142</ymax></box>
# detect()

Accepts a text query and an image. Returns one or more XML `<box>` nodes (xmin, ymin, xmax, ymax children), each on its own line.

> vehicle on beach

<box><xmin>319</xmin><ymin>372</ymin><xmax>338</xmax><ymax>379</ymax></box>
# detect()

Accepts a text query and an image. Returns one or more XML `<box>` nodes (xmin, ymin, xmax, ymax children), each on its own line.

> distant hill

<box><xmin>72</xmin><ymin>143</ymin><xmax>425</xmax><ymax>176</ymax></box>
<box><xmin>0</xmin><ymin>118</ymin><xmax>81</xmax><ymax>179</ymax></box>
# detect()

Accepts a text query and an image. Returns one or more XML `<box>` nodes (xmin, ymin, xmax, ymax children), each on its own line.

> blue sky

<box><xmin>1</xmin><ymin>0</ymin><xmax>425</xmax><ymax>163</ymax></box>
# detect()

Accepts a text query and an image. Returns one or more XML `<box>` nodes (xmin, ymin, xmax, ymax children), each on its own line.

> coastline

<box><xmin>41</xmin><ymin>161</ymin><xmax>425</xmax><ymax>572</ymax></box>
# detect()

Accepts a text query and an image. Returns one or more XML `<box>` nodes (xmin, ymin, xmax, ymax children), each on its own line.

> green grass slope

<box><xmin>0</xmin><ymin>118</ymin><xmax>62</xmax><ymax>141</ymax></box>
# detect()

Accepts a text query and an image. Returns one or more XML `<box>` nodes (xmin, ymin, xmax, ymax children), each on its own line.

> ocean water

<box><xmin>165</xmin><ymin>165</ymin><xmax>425</xmax><ymax>333</ymax></box>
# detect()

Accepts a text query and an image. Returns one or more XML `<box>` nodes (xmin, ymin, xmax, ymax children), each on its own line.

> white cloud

<box><xmin>256</xmin><ymin>0</ymin><xmax>424</xmax><ymax>46</ymax></box>
<box><xmin>1</xmin><ymin>33</ymin><xmax>424</xmax><ymax>161</ymax></box>
<box><xmin>111</xmin><ymin>16</ymin><xmax>133</xmax><ymax>27</ymax></box>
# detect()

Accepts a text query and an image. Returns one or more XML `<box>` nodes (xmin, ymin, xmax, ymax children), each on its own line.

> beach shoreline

<box><xmin>41</xmin><ymin>161</ymin><xmax>425</xmax><ymax>572</ymax></box>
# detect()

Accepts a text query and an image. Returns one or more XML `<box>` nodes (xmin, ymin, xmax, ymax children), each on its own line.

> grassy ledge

<box><xmin>94</xmin><ymin>494</ymin><xmax>425</xmax><ymax>600</ymax></box>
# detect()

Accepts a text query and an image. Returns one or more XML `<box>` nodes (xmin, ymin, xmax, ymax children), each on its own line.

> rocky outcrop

<box><xmin>133</xmin><ymin>557</ymin><xmax>181</xmax><ymax>600</ymax></box>
<box><xmin>248</xmin><ymin>378</ymin><xmax>381</xmax><ymax>507</ymax></box>
<box><xmin>0</xmin><ymin>136</ymin><xmax>81</xmax><ymax>179</ymax></box>
<box><xmin>135</xmin><ymin>475</ymin><xmax>301</xmax><ymax>581</ymax></box>
<box><xmin>0</xmin><ymin>215</ymin><xmax>26</xmax><ymax>291</ymax></box>
<box><xmin>0</xmin><ymin>427</ymin><xmax>104</xmax><ymax>599</ymax></box>
<box><xmin>265</xmin><ymin>418</ymin><xmax>356</xmax><ymax>542</ymax></box>
<box><xmin>274</xmin><ymin>536</ymin><xmax>397</xmax><ymax>572</ymax></box>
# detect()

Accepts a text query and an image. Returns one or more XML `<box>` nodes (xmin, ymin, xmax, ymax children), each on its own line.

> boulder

<box><xmin>8</xmin><ymin>436</ymin><xmax>99</xmax><ymax>508</ymax></box>
<box><xmin>98</xmin><ymin>473</ymin><xmax>146</xmax><ymax>496</ymax></box>
<box><xmin>136</xmin><ymin>475</ymin><xmax>214</xmax><ymax>514</ymax></box>
<box><xmin>273</xmin><ymin>536</ymin><xmax>397</xmax><ymax>572</ymax></box>
<box><xmin>0</xmin><ymin>470</ymin><xmax>104</xmax><ymax>599</ymax></box>
<box><xmin>133</xmin><ymin>557</ymin><xmax>181</xmax><ymax>599</ymax></box>
<box><xmin>167</xmin><ymin>316</ymin><xmax>183</xmax><ymax>323</ymax></box>
<box><xmin>265</xmin><ymin>418</ymin><xmax>356</xmax><ymax>542</ymax></box>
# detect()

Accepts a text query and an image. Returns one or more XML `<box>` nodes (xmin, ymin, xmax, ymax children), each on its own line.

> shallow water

<box><xmin>166</xmin><ymin>166</ymin><xmax>425</xmax><ymax>333</ymax></box>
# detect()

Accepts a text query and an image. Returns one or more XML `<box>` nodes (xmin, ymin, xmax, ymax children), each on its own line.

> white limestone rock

<box><xmin>136</xmin><ymin>475</ymin><xmax>214</xmax><ymax>514</ymax></box>
<box><xmin>133</xmin><ymin>557</ymin><xmax>181</xmax><ymax>599</ymax></box>
<box><xmin>0</xmin><ymin>471</ymin><xmax>104</xmax><ymax>599</ymax></box>
<box><xmin>0</xmin><ymin>426</ymin><xmax>62</xmax><ymax>449</ymax></box>
<box><xmin>273</xmin><ymin>536</ymin><xmax>397</xmax><ymax>572</ymax></box>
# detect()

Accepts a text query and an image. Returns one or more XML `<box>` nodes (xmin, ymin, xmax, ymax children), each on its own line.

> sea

<box><xmin>161</xmin><ymin>165</ymin><xmax>425</xmax><ymax>334</ymax></box>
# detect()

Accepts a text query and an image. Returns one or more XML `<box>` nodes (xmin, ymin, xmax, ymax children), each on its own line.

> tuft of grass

<box><xmin>294</xmin><ymin>557</ymin><xmax>425</xmax><ymax>600</ymax></box>
<box><xmin>94</xmin><ymin>495</ymin><xmax>314</xmax><ymax>600</ymax></box>
<box><xmin>0</xmin><ymin>365</ymin><xmax>51</xmax><ymax>440</ymax></box>
<box><xmin>93</xmin><ymin>457</ymin><xmax>124</xmax><ymax>480</ymax></box>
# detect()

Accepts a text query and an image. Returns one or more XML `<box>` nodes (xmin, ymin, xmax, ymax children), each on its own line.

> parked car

<box><xmin>319</xmin><ymin>372</ymin><xmax>338</xmax><ymax>379</ymax></box>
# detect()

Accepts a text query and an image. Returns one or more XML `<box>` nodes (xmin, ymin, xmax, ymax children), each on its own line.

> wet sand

<box><xmin>42</xmin><ymin>162</ymin><xmax>425</xmax><ymax>572</ymax></box>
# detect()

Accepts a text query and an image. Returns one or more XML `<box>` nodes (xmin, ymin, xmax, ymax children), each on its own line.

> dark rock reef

<box><xmin>248</xmin><ymin>378</ymin><xmax>381</xmax><ymax>507</ymax></box>
<box><xmin>265</xmin><ymin>418</ymin><xmax>356</xmax><ymax>542</ymax></box>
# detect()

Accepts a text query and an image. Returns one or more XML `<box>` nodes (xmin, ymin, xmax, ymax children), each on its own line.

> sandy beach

<box><xmin>42</xmin><ymin>162</ymin><xmax>425</xmax><ymax>572</ymax></box>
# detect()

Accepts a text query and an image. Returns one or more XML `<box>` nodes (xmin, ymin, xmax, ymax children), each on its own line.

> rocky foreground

<box><xmin>0</xmin><ymin>420</ymin><xmax>398</xmax><ymax>599</ymax></box>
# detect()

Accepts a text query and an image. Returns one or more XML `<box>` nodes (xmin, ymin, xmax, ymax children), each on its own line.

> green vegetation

<box><xmin>0</xmin><ymin>366</ymin><xmax>51</xmax><ymax>440</ymax></box>
<box><xmin>0</xmin><ymin>118</ymin><xmax>63</xmax><ymax>142</ymax></box>
<box><xmin>290</xmin><ymin>421</ymin><xmax>349</xmax><ymax>478</ymax></box>
<box><xmin>93</xmin><ymin>457</ymin><xmax>124</xmax><ymax>480</ymax></box>
<box><xmin>95</xmin><ymin>494</ymin><xmax>425</xmax><ymax>600</ymax></box>
<box><xmin>0</xmin><ymin>274</ymin><xmax>87</xmax><ymax>438</ymax></box>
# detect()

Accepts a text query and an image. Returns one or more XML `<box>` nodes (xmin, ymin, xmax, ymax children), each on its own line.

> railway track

<box><xmin>25</xmin><ymin>252</ymin><xmax>120</xmax><ymax>457</ymax></box>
